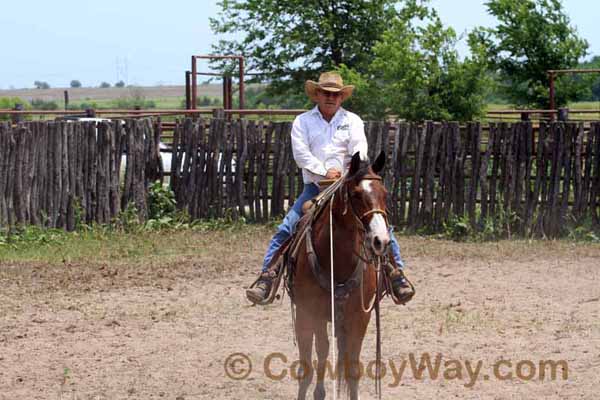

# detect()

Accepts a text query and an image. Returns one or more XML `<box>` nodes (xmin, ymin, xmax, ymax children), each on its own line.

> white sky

<box><xmin>0</xmin><ymin>0</ymin><xmax>597</xmax><ymax>89</ymax></box>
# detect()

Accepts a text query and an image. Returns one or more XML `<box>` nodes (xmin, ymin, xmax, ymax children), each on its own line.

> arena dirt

<box><xmin>0</xmin><ymin>230</ymin><xmax>599</xmax><ymax>399</ymax></box>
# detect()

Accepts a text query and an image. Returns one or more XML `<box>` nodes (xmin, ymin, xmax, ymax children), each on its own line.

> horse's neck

<box><xmin>313</xmin><ymin>206</ymin><xmax>362</xmax><ymax>281</ymax></box>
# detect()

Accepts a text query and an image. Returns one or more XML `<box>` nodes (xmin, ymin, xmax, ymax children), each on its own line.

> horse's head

<box><xmin>341</xmin><ymin>151</ymin><xmax>390</xmax><ymax>256</ymax></box>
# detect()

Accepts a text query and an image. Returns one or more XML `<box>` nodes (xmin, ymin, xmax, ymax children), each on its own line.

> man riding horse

<box><xmin>246</xmin><ymin>71</ymin><xmax>415</xmax><ymax>305</ymax></box>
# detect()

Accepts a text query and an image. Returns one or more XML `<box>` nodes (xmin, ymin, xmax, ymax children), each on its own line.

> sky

<box><xmin>0</xmin><ymin>0</ymin><xmax>598</xmax><ymax>89</ymax></box>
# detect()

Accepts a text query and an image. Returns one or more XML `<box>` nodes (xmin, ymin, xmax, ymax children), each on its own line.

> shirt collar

<box><xmin>311</xmin><ymin>105</ymin><xmax>346</xmax><ymax>124</ymax></box>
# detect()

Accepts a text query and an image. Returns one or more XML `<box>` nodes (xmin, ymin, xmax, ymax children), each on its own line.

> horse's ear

<box><xmin>349</xmin><ymin>152</ymin><xmax>361</xmax><ymax>176</ymax></box>
<box><xmin>372</xmin><ymin>151</ymin><xmax>385</xmax><ymax>174</ymax></box>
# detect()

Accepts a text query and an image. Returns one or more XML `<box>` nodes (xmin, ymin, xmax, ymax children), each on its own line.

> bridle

<box><xmin>339</xmin><ymin>174</ymin><xmax>389</xmax><ymax>237</ymax></box>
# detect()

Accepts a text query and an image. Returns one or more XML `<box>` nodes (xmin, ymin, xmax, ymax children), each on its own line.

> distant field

<box><xmin>0</xmin><ymin>84</ymin><xmax>224</xmax><ymax>109</ymax></box>
<box><xmin>567</xmin><ymin>101</ymin><xmax>600</xmax><ymax>112</ymax></box>
<box><xmin>485</xmin><ymin>101</ymin><xmax>600</xmax><ymax>121</ymax></box>
<box><xmin>1</xmin><ymin>85</ymin><xmax>598</xmax><ymax>121</ymax></box>
<box><xmin>66</xmin><ymin>96</ymin><xmax>187</xmax><ymax>110</ymax></box>
<box><xmin>486</xmin><ymin>101</ymin><xmax>600</xmax><ymax>111</ymax></box>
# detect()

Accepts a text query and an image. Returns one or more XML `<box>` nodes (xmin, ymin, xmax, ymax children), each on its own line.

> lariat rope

<box><xmin>329</xmin><ymin>191</ymin><xmax>337</xmax><ymax>400</ymax></box>
<box><xmin>286</xmin><ymin>173</ymin><xmax>390</xmax><ymax>399</ymax></box>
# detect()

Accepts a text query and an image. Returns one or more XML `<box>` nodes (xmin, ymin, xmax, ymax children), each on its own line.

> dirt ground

<box><xmin>0</xmin><ymin>228</ymin><xmax>599</xmax><ymax>399</ymax></box>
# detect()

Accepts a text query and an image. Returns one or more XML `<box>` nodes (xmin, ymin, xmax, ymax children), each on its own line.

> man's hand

<box><xmin>325</xmin><ymin>168</ymin><xmax>341</xmax><ymax>179</ymax></box>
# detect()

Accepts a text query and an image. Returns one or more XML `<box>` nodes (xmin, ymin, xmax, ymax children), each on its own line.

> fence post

<box><xmin>185</xmin><ymin>71</ymin><xmax>191</xmax><ymax>109</ymax></box>
<box><xmin>212</xmin><ymin>108</ymin><xmax>225</xmax><ymax>119</ymax></box>
<box><xmin>64</xmin><ymin>90</ymin><xmax>69</xmax><ymax>110</ymax></box>
<box><xmin>521</xmin><ymin>112</ymin><xmax>535</xmax><ymax>151</ymax></box>
<box><xmin>11</xmin><ymin>103</ymin><xmax>23</xmax><ymax>124</ymax></box>
<box><xmin>558</xmin><ymin>108</ymin><xmax>569</xmax><ymax>122</ymax></box>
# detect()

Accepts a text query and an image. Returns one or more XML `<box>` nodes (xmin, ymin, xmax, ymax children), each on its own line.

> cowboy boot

<box><xmin>385</xmin><ymin>257</ymin><xmax>415</xmax><ymax>304</ymax></box>
<box><xmin>245</xmin><ymin>270</ymin><xmax>277</xmax><ymax>304</ymax></box>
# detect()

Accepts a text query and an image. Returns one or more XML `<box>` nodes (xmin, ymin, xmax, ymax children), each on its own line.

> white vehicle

<box><xmin>56</xmin><ymin>116</ymin><xmax>234</xmax><ymax>179</ymax></box>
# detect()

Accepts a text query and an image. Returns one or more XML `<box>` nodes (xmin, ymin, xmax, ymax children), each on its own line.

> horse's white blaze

<box><xmin>360</xmin><ymin>180</ymin><xmax>373</xmax><ymax>193</ymax></box>
<box><xmin>369</xmin><ymin>213</ymin><xmax>389</xmax><ymax>241</ymax></box>
<box><xmin>361</xmin><ymin>180</ymin><xmax>389</xmax><ymax>240</ymax></box>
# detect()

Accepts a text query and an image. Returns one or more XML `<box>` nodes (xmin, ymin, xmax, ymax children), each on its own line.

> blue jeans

<box><xmin>261</xmin><ymin>184</ymin><xmax>405</xmax><ymax>272</ymax></box>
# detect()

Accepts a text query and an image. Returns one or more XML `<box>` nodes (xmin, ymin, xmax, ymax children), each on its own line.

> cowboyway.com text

<box><xmin>223</xmin><ymin>352</ymin><xmax>569</xmax><ymax>387</ymax></box>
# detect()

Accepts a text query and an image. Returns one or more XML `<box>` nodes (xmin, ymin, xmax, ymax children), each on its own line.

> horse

<box><xmin>291</xmin><ymin>150</ymin><xmax>390</xmax><ymax>400</ymax></box>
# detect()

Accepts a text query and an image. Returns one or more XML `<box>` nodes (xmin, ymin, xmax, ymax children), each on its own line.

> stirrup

<box><xmin>384</xmin><ymin>265</ymin><xmax>415</xmax><ymax>305</ymax></box>
<box><xmin>247</xmin><ymin>260</ymin><xmax>285</xmax><ymax>306</ymax></box>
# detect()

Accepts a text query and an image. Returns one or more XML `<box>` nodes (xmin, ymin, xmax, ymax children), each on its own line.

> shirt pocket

<box><xmin>333</xmin><ymin>126</ymin><xmax>351</xmax><ymax>143</ymax></box>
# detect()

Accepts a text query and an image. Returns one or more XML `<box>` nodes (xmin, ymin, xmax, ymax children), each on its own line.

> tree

<box><xmin>0</xmin><ymin>97</ymin><xmax>29</xmax><ymax>121</ymax></box>
<box><xmin>115</xmin><ymin>80</ymin><xmax>125</xmax><ymax>88</ymax></box>
<box><xmin>473</xmin><ymin>0</ymin><xmax>588</xmax><ymax>108</ymax></box>
<box><xmin>100</xmin><ymin>82</ymin><xmax>111</xmax><ymax>88</ymax></box>
<box><xmin>337</xmin><ymin>5</ymin><xmax>490</xmax><ymax>121</ymax></box>
<box><xmin>33</xmin><ymin>81</ymin><xmax>50</xmax><ymax>89</ymax></box>
<box><xmin>577</xmin><ymin>55</ymin><xmax>600</xmax><ymax>101</ymax></box>
<box><xmin>236</xmin><ymin>86</ymin><xmax>306</xmax><ymax>109</ymax></box>
<box><xmin>70</xmin><ymin>80</ymin><xmax>82</xmax><ymax>88</ymax></box>
<box><xmin>30</xmin><ymin>99</ymin><xmax>59</xmax><ymax>110</ymax></box>
<box><xmin>210</xmin><ymin>0</ymin><xmax>400</xmax><ymax>96</ymax></box>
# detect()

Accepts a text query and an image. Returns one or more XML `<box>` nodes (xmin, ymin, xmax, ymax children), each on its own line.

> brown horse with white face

<box><xmin>292</xmin><ymin>151</ymin><xmax>389</xmax><ymax>400</ymax></box>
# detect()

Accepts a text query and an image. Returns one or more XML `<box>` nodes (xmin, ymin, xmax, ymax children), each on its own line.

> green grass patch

<box><xmin>0</xmin><ymin>182</ymin><xmax>262</xmax><ymax>264</ymax></box>
<box><xmin>0</xmin><ymin>217</ymin><xmax>263</xmax><ymax>264</ymax></box>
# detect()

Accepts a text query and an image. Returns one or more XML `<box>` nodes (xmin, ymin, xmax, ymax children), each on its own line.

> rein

<box><xmin>304</xmin><ymin>173</ymin><xmax>390</xmax><ymax>302</ymax></box>
<box><xmin>338</xmin><ymin>174</ymin><xmax>386</xmax><ymax>399</ymax></box>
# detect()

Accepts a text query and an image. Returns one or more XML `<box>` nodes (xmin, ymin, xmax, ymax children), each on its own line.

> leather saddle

<box><xmin>251</xmin><ymin>180</ymin><xmax>341</xmax><ymax>305</ymax></box>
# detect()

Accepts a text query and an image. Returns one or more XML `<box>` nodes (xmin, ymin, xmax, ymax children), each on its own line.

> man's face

<box><xmin>315</xmin><ymin>89</ymin><xmax>343</xmax><ymax>117</ymax></box>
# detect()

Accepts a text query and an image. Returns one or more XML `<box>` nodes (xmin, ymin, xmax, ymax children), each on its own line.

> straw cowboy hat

<box><xmin>305</xmin><ymin>72</ymin><xmax>354</xmax><ymax>102</ymax></box>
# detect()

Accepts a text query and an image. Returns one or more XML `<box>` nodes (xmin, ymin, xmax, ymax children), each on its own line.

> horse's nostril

<box><xmin>371</xmin><ymin>235</ymin><xmax>389</xmax><ymax>255</ymax></box>
<box><xmin>373</xmin><ymin>237</ymin><xmax>382</xmax><ymax>249</ymax></box>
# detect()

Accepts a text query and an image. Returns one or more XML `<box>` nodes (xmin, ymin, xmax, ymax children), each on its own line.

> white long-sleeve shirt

<box><xmin>291</xmin><ymin>106</ymin><xmax>368</xmax><ymax>184</ymax></box>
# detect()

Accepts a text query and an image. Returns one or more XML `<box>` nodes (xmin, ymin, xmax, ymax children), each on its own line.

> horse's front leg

<box><xmin>342</xmin><ymin>308</ymin><xmax>371</xmax><ymax>400</ymax></box>
<box><xmin>313</xmin><ymin>322</ymin><xmax>330</xmax><ymax>400</ymax></box>
<box><xmin>295</xmin><ymin>307</ymin><xmax>315</xmax><ymax>400</ymax></box>
<box><xmin>344</xmin><ymin>333</ymin><xmax>366</xmax><ymax>400</ymax></box>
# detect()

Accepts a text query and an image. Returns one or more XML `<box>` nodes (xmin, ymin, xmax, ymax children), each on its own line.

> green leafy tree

<box><xmin>70</xmin><ymin>80</ymin><xmax>82</xmax><ymax>88</ymax></box>
<box><xmin>210</xmin><ymin>0</ymin><xmax>400</xmax><ymax>96</ymax></box>
<box><xmin>33</xmin><ymin>81</ymin><xmax>50</xmax><ymax>89</ymax></box>
<box><xmin>473</xmin><ymin>0</ymin><xmax>588</xmax><ymax>108</ymax></box>
<box><xmin>338</xmin><ymin>4</ymin><xmax>490</xmax><ymax>121</ymax></box>
<box><xmin>30</xmin><ymin>99</ymin><xmax>59</xmax><ymax>110</ymax></box>
<box><xmin>576</xmin><ymin>56</ymin><xmax>600</xmax><ymax>101</ymax></box>
<box><xmin>99</xmin><ymin>82</ymin><xmax>111</xmax><ymax>88</ymax></box>
<box><xmin>0</xmin><ymin>97</ymin><xmax>29</xmax><ymax>120</ymax></box>
<box><xmin>237</xmin><ymin>86</ymin><xmax>306</xmax><ymax>109</ymax></box>
<box><xmin>115</xmin><ymin>80</ymin><xmax>125</xmax><ymax>88</ymax></box>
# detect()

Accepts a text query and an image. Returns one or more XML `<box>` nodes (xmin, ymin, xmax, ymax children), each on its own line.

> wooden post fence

<box><xmin>1</xmin><ymin>118</ymin><xmax>599</xmax><ymax>238</ymax></box>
